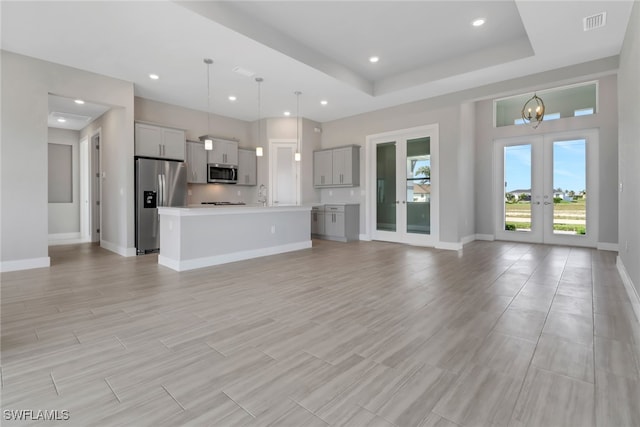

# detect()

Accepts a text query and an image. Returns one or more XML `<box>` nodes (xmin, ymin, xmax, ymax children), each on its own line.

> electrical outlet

<box><xmin>271</xmin><ymin>225</ymin><xmax>276</xmax><ymax>234</ymax></box>
<box><xmin>350</xmin><ymin>190</ymin><xmax>354</xmax><ymax>196</ymax></box>
<box><xmin>188</xmin><ymin>189</ymin><xmax>192</xmax><ymax>196</ymax></box>
<box><xmin>237</xmin><ymin>190</ymin><xmax>241</xmax><ymax>196</ymax></box>
<box><xmin>329</xmin><ymin>190</ymin><xmax>333</xmax><ymax>197</ymax></box>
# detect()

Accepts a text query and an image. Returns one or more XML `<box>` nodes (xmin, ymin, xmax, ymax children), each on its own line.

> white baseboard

<box><xmin>359</xmin><ymin>234</ymin><xmax>371</xmax><ymax>241</ymax></box>
<box><xmin>461</xmin><ymin>234</ymin><xmax>476</xmax><ymax>245</ymax></box>
<box><xmin>159</xmin><ymin>240</ymin><xmax>313</xmax><ymax>272</ymax></box>
<box><xmin>617</xmin><ymin>256</ymin><xmax>640</xmax><ymax>324</ymax></box>
<box><xmin>435</xmin><ymin>241</ymin><xmax>463</xmax><ymax>251</ymax></box>
<box><xmin>48</xmin><ymin>232</ymin><xmax>92</xmax><ymax>246</ymax></box>
<box><xmin>475</xmin><ymin>234</ymin><xmax>495</xmax><ymax>241</ymax></box>
<box><xmin>597</xmin><ymin>242</ymin><xmax>619</xmax><ymax>252</ymax></box>
<box><xmin>0</xmin><ymin>257</ymin><xmax>51</xmax><ymax>273</ymax></box>
<box><xmin>100</xmin><ymin>240</ymin><xmax>137</xmax><ymax>257</ymax></box>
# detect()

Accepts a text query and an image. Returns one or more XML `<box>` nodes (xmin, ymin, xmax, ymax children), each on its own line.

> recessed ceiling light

<box><xmin>57</xmin><ymin>118</ymin><xmax>66</xmax><ymax>123</ymax></box>
<box><xmin>228</xmin><ymin>95</ymin><xmax>237</xmax><ymax>101</ymax></box>
<box><xmin>284</xmin><ymin>111</ymin><xmax>291</xmax><ymax>116</ymax></box>
<box><xmin>369</xmin><ymin>56</ymin><xmax>379</xmax><ymax>63</ymax></box>
<box><xmin>320</xmin><ymin>100</ymin><xmax>328</xmax><ymax>106</ymax></box>
<box><xmin>472</xmin><ymin>18</ymin><xmax>485</xmax><ymax>27</ymax></box>
<box><xmin>74</xmin><ymin>99</ymin><xmax>85</xmax><ymax>105</ymax></box>
<box><xmin>149</xmin><ymin>74</ymin><xmax>160</xmax><ymax>80</ymax></box>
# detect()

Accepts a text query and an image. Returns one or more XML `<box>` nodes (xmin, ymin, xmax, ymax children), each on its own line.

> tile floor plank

<box><xmin>1</xmin><ymin>241</ymin><xmax>638</xmax><ymax>426</ymax></box>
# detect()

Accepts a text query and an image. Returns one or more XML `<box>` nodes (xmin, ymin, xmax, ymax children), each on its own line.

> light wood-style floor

<box><xmin>1</xmin><ymin>240</ymin><xmax>639</xmax><ymax>426</ymax></box>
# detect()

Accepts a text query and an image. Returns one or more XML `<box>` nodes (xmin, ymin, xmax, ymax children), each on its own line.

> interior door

<box><xmin>270</xmin><ymin>141</ymin><xmax>299</xmax><ymax>206</ymax></box>
<box><xmin>369</xmin><ymin>125</ymin><xmax>438</xmax><ymax>246</ymax></box>
<box><xmin>495</xmin><ymin>130</ymin><xmax>598</xmax><ymax>247</ymax></box>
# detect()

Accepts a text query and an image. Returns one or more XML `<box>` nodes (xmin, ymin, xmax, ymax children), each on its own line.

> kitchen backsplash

<box><xmin>188</xmin><ymin>183</ymin><xmax>259</xmax><ymax>206</ymax></box>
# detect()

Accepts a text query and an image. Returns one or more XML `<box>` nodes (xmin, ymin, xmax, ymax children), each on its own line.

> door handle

<box><xmin>402</xmin><ymin>201</ymin><xmax>406</xmax><ymax>204</ymax></box>
<box><xmin>544</xmin><ymin>202</ymin><xmax>552</xmax><ymax>205</ymax></box>
<box><xmin>157</xmin><ymin>174</ymin><xmax>163</xmax><ymax>206</ymax></box>
<box><xmin>395</xmin><ymin>200</ymin><xmax>400</xmax><ymax>204</ymax></box>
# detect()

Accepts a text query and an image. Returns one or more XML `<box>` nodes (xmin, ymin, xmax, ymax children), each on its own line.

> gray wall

<box><xmin>617</xmin><ymin>2</ymin><xmax>640</xmax><ymax>295</ymax></box>
<box><xmin>48</xmin><ymin>128</ymin><xmax>80</xmax><ymax>235</ymax></box>
<box><xmin>474</xmin><ymin>74</ymin><xmax>619</xmax><ymax>245</ymax></box>
<box><xmin>321</xmin><ymin>99</ymin><xmax>463</xmax><ymax>243</ymax></box>
<box><xmin>1</xmin><ymin>51</ymin><xmax>134</xmax><ymax>269</ymax></box>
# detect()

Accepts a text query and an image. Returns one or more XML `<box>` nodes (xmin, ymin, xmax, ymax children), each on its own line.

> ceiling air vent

<box><xmin>583</xmin><ymin>12</ymin><xmax>606</xmax><ymax>31</ymax></box>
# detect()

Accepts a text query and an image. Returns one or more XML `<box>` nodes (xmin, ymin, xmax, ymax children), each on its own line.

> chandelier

<box><xmin>521</xmin><ymin>93</ymin><xmax>545</xmax><ymax>129</ymax></box>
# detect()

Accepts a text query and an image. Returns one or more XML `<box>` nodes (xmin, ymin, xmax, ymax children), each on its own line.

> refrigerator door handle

<box><xmin>157</xmin><ymin>174</ymin><xmax>163</xmax><ymax>207</ymax></box>
<box><xmin>161</xmin><ymin>174</ymin><xmax>166</xmax><ymax>206</ymax></box>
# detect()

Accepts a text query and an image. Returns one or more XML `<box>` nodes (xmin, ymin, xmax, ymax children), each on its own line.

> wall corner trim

<box><xmin>100</xmin><ymin>240</ymin><xmax>137</xmax><ymax>257</ymax></box>
<box><xmin>597</xmin><ymin>242</ymin><xmax>619</xmax><ymax>252</ymax></box>
<box><xmin>461</xmin><ymin>235</ymin><xmax>476</xmax><ymax>245</ymax></box>
<box><xmin>617</xmin><ymin>256</ymin><xmax>640</xmax><ymax>324</ymax></box>
<box><xmin>0</xmin><ymin>257</ymin><xmax>51</xmax><ymax>273</ymax></box>
<box><xmin>475</xmin><ymin>234</ymin><xmax>496</xmax><ymax>241</ymax></box>
<box><xmin>435</xmin><ymin>241</ymin><xmax>463</xmax><ymax>251</ymax></box>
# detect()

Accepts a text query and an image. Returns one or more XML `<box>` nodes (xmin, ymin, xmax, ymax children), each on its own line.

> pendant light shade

<box><xmin>295</xmin><ymin>91</ymin><xmax>301</xmax><ymax>162</ymax></box>
<box><xmin>255</xmin><ymin>77</ymin><xmax>264</xmax><ymax>157</ymax></box>
<box><xmin>204</xmin><ymin>58</ymin><xmax>214</xmax><ymax>150</ymax></box>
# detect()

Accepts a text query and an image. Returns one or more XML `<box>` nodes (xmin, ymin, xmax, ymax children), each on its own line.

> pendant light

<box><xmin>294</xmin><ymin>91</ymin><xmax>301</xmax><ymax>162</ymax></box>
<box><xmin>203</xmin><ymin>58</ymin><xmax>213</xmax><ymax>150</ymax></box>
<box><xmin>255</xmin><ymin>77</ymin><xmax>264</xmax><ymax>157</ymax></box>
<box><xmin>521</xmin><ymin>92</ymin><xmax>545</xmax><ymax>129</ymax></box>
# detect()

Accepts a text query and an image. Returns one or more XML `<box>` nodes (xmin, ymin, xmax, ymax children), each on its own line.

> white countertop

<box><xmin>159</xmin><ymin>204</ymin><xmax>312</xmax><ymax>217</ymax></box>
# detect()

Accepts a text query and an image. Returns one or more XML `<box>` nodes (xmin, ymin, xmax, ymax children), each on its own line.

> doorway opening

<box><xmin>269</xmin><ymin>139</ymin><xmax>300</xmax><ymax>206</ymax></box>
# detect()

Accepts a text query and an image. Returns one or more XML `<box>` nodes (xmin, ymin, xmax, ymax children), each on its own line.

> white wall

<box><xmin>474</xmin><ymin>74</ymin><xmax>619</xmax><ymax>246</ymax></box>
<box><xmin>1</xmin><ymin>51</ymin><xmax>135</xmax><ymax>270</ymax></box>
<box><xmin>48</xmin><ymin>128</ymin><xmax>80</xmax><ymax>235</ymax></box>
<box><xmin>458</xmin><ymin>102</ymin><xmax>476</xmax><ymax>241</ymax></box>
<box><xmin>617</xmin><ymin>2</ymin><xmax>640</xmax><ymax>300</ymax></box>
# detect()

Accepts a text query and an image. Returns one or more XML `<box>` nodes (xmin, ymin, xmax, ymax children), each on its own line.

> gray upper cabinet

<box><xmin>186</xmin><ymin>140</ymin><xmax>207</xmax><ymax>184</ymax></box>
<box><xmin>206</xmin><ymin>138</ymin><xmax>238</xmax><ymax>166</ymax></box>
<box><xmin>135</xmin><ymin>122</ymin><xmax>185</xmax><ymax>160</ymax></box>
<box><xmin>313</xmin><ymin>150</ymin><xmax>332</xmax><ymax>186</ymax></box>
<box><xmin>313</xmin><ymin>145</ymin><xmax>360</xmax><ymax>187</ymax></box>
<box><xmin>237</xmin><ymin>148</ymin><xmax>257</xmax><ymax>186</ymax></box>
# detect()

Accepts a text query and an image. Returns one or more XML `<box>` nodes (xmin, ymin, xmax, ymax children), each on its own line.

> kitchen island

<box><xmin>157</xmin><ymin>205</ymin><xmax>312</xmax><ymax>271</ymax></box>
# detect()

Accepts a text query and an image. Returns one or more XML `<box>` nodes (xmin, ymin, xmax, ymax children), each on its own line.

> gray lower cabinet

<box><xmin>311</xmin><ymin>206</ymin><xmax>325</xmax><ymax>235</ymax></box>
<box><xmin>311</xmin><ymin>204</ymin><xmax>359</xmax><ymax>242</ymax></box>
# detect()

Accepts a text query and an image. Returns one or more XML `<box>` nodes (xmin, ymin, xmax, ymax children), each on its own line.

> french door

<box><xmin>368</xmin><ymin>124</ymin><xmax>439</xmax><ymax>246</ymax></box>
<box><xmin>494</xmin><ymin>129</ymin><xmax>598</xmax><ymax>247</ymax></box>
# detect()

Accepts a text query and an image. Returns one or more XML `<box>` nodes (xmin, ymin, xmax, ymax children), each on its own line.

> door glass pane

<box><xmin>406</xmin><ymin>137</ymin><xmax>430</xmax><ymax>234</ymax></box>
<box><xmin>504</xmin><ymin>144</ymin><xmax>532</xmax><ymax>232</ymax></box>
<box><xmin>376</xmin><ymin>142</ymin><xmax>396</xmax><ymax>231</ymax></box>
<box><xmin>552</xmin><ymin>139</ymin><xmax>586</xmax><ymax>235</ymax></box>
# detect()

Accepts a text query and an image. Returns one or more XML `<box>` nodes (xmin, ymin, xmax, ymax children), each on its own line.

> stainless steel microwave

<box><xmin>207</xmin><ymin>163</ymin><xmax>238</xmax><ymax>184</ymax></box>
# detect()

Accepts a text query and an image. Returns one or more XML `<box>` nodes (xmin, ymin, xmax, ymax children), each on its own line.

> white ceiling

<box><xmin>1</xmin><ymin>1</ymin><xmax>634</xmax><ymax>123</ymax></box>
<box><xmin>48</xmin><ymin>95</ymin><xmax>111</xmax><ymax>131</ymax></box>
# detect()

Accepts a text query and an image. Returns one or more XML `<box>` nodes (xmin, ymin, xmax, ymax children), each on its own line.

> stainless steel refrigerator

<box><xmin>135</xmin><ymin>158</ymin><xmax>187</xmax><ymax>254</ymax></box>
